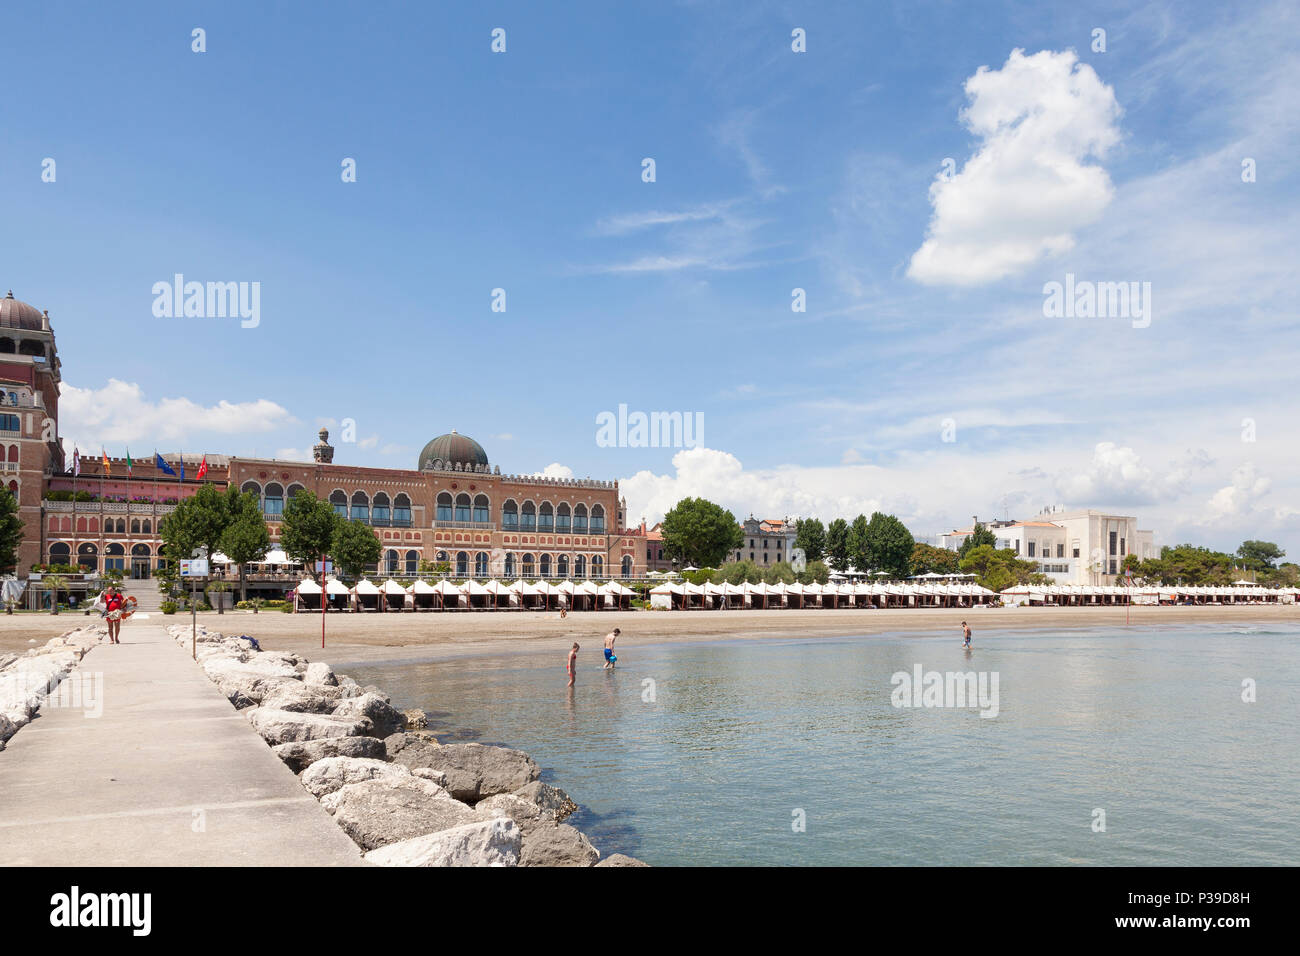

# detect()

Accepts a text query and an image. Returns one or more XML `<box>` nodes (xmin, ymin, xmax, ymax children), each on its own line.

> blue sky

<box><xmin>3</xmin><ymin>1</ymin><xmax>1297</xmax><ymax>555</ymax></box>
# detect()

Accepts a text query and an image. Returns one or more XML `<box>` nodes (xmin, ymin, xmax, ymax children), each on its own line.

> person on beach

<box><xmin>961</xmin><ymin>621</ymin><xmax>971</xmax><ymax>648</ymax></box>
<box><xmin>567</xmin><ymin>642</ymin><xmax>579</xmax><ymax>687</ymax></box>
<box><xmin>603</xmin><ymin>628</ymin><xmax>620</xmax><ymax>669</ymax></box>
<box><xmin>105</xmin><ymin>586</ymin><xmax>125</xmax><ymax>644</ymax></box>
<box><xmin>559</xmin><ymin>604</ymin><xmax>568</xmax><ymax>619</ymax></box>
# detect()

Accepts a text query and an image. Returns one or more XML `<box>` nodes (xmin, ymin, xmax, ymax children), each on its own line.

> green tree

<box><xmin>957</xmin><ymin>522</ymin><xmax>997</xmax><ymax>558</ymax></box>
<box><xmin>958</xmin><ymin>545</ymin><xmax>1041</xmax><ymax>592</ymax></box>
<box><xmin>762</xmin><ymin>561</ymin><xmax>796</xmax><ymax>585</ymax></box>
<box><xmin>797</xmin><ymin>559</ymin><xmax>831</xmax><ymax>585</ymax></box>
<box><xmin>825</xmin><ymin>518</ymin><xmax>850</xmax><ymax>572</ymax></box>
<box><xmin>0</xmin><ymin>487</ymin><xmax>23</xmax><ymax>573</ymax></box>
<box><xmin>847</xmin><ymin>514</ymin><xmax>870</xmax><ymax>572</ymax></box>
<box><xmin>660</xmin><ymin>497</ymin><xmax>744</xmax><ymax>568</ymax></box>
<box><xmin>42</xmin><ymin>573</ymin><xmax>68</xmax><ymax>614</ymax></box>
<box><xmin>910</xmin><ymin>542</ymin><xmax>959</xmax><ymax>577</ymax></box>
<box><xmin>219</xmin><ymin>490</ymin><xmax>270</xmax><ymax>602</ymax></box>
<box><xmin>159</xmin><ymin>484</ymin><xmax>233</xmax><ymax>568</ymax></box>
<box><xmin>279</xmin><ymin>491</ymin><xmax>340</xmax><ymax>570</ymax></box>
<box><xmin>793</xmin><ymin>518</ymin><xmax>826</xmax><ymax>562</ymax></box>
<box><xmin>1236</xmin><ymin>540</ymin><xmax>1285</xmax><ymax>572</ymax></box>
<box><xmin>864</xmin><ymin>512</ymin><xmax>914</xmax><ymax>577</ymax></box>
<box><xmin>333</xmin><ymin>519</ymin><xmax>382</xmax><ymax>581</ymax></box>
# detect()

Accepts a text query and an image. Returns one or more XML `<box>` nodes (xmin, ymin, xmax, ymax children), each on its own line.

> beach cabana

<box><xmin>649</xmin><ymin>582</ymin><xmax>683</xmax><ymax>609</ymax></box>
<box><xmin>599</xmin><ymin>581</ymin><xmax>634</xmax><ymax>610</ymax></box>
<box><xmin>722</xmin><ymin>582</ymin><xmax>747</xmax><ymax>609</ymax></box>
<box><xmin>352</xmin><ymin>578</ymin><xmax>382</xmax><ymax>612</ymax></box>
<box><xmin>409</xmin><ymin>579</ymin><xmax>438</xmax><ymax>611</ymax></box>
<box><xmin>573</xmin><ymin>580</ymin><xmax>600</xmax><ymax>611</ymax></box>
<box><xmin>381</xmin><ymin>578</ymin><xmax>409</xmax><ymax>611</ymax></box>
<box><xmin>325</xmin><ymin>576</ymin><xmax>351</xmax><ymax>611</ymax></box>
<box><xmin>483</xmin><ymin>579</ymin><xmax>517</xmax><ymax>609</ymax></box>
<box><xmin>294</xmin><ymin>578</ymin><xmax>323</xmax><ymax>611</ymax></box>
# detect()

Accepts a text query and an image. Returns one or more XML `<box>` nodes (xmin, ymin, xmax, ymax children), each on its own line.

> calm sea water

<box><xmin>343</xmin><ymin>623</ymin><xmax>1300</xmax><ymax>866</ymax></box>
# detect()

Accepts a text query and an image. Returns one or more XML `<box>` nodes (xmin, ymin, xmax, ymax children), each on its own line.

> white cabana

<box><xmin>381</xmin><ymin>578</ymin><xmax>409</xmax><ymax>611</ymax></box>
<box><xmin>352</xmin><ymin>578</ymin><xmax>382</xmax><ymax>612</ymax></box>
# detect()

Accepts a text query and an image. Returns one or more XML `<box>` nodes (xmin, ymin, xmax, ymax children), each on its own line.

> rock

<box><xmin>519</xmin><ymin>823</ymin><xmax>600</xmax><ymax>867</ymax></box>
<box><xmin>363</xmin><ymin>818</ymin><xmax>521</xmax><ymax>867</ymax></box>
<box><xmin>513</xmin><ymin>781</ymin><xmax>578</xmax><ymax>822</ymax></box>
<box><xmin>362</xmin><ymin>685</ymin><xmax>390</xmax><ymax>702</ymax></box>
<box><xmin>332</xmin><ymin>692</ymin><xmax>404</xmax><ymax>738</ymax></box>
<box><xmin>273</xmin><ymin>736</ymin><xmax>387</xmax><ymax>773</ymax></box>
<box><xmin>0</xmin><ymin>653</ymin><xmax>18</xmax><ymax>672</ymax></box>
<box><xmin>260</xmin><ymin>682</ymin><xmax>343</xmax><ymax>714</ymax></box>
<box><xmin>304</xmin><ymin>662</ymin><xmax>337</xmax><ymax>686</ymax></box>
<box><xmin>595</xmin><ymin>854</ymin><xmax>650</xmax><ymax>867</ymax></box>
<box><xmin>320</xmin><ymin>777</ymin><xmax>478</xmax><ymax>851</ymax></box>
<box><xmin>385</xmin><ymin>732</ymin><xmax>443</xmax><ymax>771</ymax></box>
<box><xmin>247</xmin><ymin>707</ymin><xmax>373</xmax><ymax>745</ymax></box>
<box><xmin>402</xmin><ymin>742</ymin><xmax>540</xmax><ymax>802</ymax></box>
<box><xmin>203</xmin><ymin>657</ymin><xmax>303</xmax><ymax>706</ymax></box>
<box><xmin>410</xmin><ymin>767</ymin><xmax>449</xmax><ymax>788</ymax></box>
<box><xmin>401</xmin><ymin>708</ymin><xmax>427</xmax><ymax>730</ymax></box>
<box><xmin>475</xmin><ymin>793</ymin><xmax>557</xmax><ymax>836</ymax></box>
<box><xmin>300</xmin><ymin>756</ymin><xmax>411</xmax><ymax>797</ymax></box>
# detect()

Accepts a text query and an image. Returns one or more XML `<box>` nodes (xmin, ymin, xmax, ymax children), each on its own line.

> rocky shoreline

<box><xmin>166</xmin><ymin>623</ymin><xmax>648</xmax><ymax>867</ymax></box>
<box><xmin>0</xmin><ymin>625</ymin><xmax>105</xmax><ymax>751</ymax></box>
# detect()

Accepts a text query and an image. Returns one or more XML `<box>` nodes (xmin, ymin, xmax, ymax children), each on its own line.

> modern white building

<box><xmin>937</xmin><ymin>507</ymin><xmax>1157</xmax><ymax>585</ymax></box>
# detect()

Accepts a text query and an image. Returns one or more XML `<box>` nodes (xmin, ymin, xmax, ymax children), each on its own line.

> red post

<box><xmin>320</xmin><ymin>554</ymin><xmax>327</xmax><ymax>648</ymax></box>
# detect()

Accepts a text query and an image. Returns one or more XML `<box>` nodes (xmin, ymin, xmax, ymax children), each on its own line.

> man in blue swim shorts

<box><xmin>603</xmin><ymin>628</ymin><xmax>620</xmax><ymax>669</ymax></box>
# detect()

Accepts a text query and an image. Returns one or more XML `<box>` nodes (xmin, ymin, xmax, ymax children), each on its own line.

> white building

<box><xmin>937</xmin><ymin>508</ymin><xmax>1157</xmax><ymax>585</ymax></box>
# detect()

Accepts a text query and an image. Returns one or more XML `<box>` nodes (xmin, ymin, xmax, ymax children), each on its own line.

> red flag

<box><xmin>196</xmin><ymin>455</ymin><xmax>209</xmax><ymax>481</ymax></box>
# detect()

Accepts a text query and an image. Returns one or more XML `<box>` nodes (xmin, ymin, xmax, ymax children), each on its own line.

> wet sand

<box><xmin>4</xmin><ymin>604</ymin><xmax>1285</xmax><ymax>666</ymax></box>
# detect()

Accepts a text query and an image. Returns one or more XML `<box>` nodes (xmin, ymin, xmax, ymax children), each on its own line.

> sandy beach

<box><xmin>4</xmin><ymin>603</ymin><xmax>1294</xmax><ymax>664</ymax></box>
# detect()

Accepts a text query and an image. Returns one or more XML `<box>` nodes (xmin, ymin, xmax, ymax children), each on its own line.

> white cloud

<box><xmin>1054</xmin><ymin>442</ymin><xmax>1206</xmax><ymax>507</ymax></box>
<box><xmin>1205</xmin><ymin>463</ymin><xmax>1272</xmax><ymax>524</ymax></box>
<box><xmin>58</xmin><ymin>379</ymin><xmax>296</xmax><ymax>452</ymax></box>
<box><xmin>274</xmin><ymin>447</ymin><xmax>311</xmax><ymax>461</ymax></box>
<box><xmin>907</xmin><ymin>48</ymin><xmax>1122</xmax><ymax>286</ymax></box>
<box><xmin>533</xmin><ymin>463</ymin><xmax>574</xmax><ymax>479</ymax></box>
<box><xmin>357</xmin><ymin>435</ymin><xmax>379</xmax><ymax>449</ymax></box>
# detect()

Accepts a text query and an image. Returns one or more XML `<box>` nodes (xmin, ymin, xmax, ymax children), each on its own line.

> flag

<box><xmin>73</xmin><ymin>447</ymin><xmax>80</xmax><ymax>477</ymax></box>
<box><xmin>196</xmin><ymin>455</ymin><xmax>208</xmax><ymax>481</ymax></box>
<box><xmin>180</xmin><ymin>457</ymin><xmax>185</xmax><ymax>481</ymax></box>
<box><xmin>102</xmin><ymin>448</ymin><xmax>111</xmax><ymax>475</ymax></box>
<box><xmin>155</xmin><ymin>453</ymin><xmax>177</xmax><ymax>477</ymax></box>
<box><xmin>126</xmin><ymin>449</ymin><xmax>133</xmax><ymax>475</ymax></box>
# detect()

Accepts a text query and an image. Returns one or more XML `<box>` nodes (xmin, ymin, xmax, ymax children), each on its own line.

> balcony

<box><xmin>430</xmin><ymin>520</ymin><xmax>495</xmax><ymax>531</ymax></box>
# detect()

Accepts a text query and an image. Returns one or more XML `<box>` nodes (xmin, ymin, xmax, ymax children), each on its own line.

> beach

<box><xmin>4</xmin><ymin>603</ymin><xmax>1294</xmax><ymax>664</ymax></box>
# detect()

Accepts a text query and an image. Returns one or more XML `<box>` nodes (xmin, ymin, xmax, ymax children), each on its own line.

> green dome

<box><xmin>418</xmin><ymin>430</ymin><xmax>489</xmax><ymax>471</ymax></box>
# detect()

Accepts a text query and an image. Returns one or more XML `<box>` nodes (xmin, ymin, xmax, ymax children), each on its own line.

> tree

<box><xmin>205</xmin><ymin>580</ymin><xmax>231</xmax><ymax>614</ymax></box>
<box><xmin>957</xmin><ymin>522</ymin><xmax>997</xmax><ymax>558</ymax></box>
<box><xmin>219</xmin><ymin>490</ymin><xmax>270</xmax><ymax>602</ymax></box>
<box><xmin>825</xmin><ymin>518</ymin><xmax>850</xmax><ymax>572</ymax></box>
<box><xmin>333</xmin><ymin>519</ymin><xmax>382</xmax><ymax>581</ymax></box>
<box><xmin>660</xmin><ymin>497</ymin><xmax>744</xmax><ymax>569</ymax></box>
<box><xmin>279</xmin><ymin>491</ymin><xmax>340</xmax><ymax>569</ymax></box>
<box><xmin>911</xmin><ymin>542</ymin><xmax>959</xmax><ymax>577</ymax></box>
<box><xmin>797</xmin><ymin>559</ymin><xmax>830</xmax><ymax>585</ymax></box>
<box><xmin>1236</xmin><ymin>540</ymin><xmax>1285</xmax><ymax>572</ymax></box>
<box><xmin>863</xmin><ymin>512</ymin><xmax>914</xmax><ymax>577</ymax></box>
<box><xmin>958</xmin><ymin>545</ymin><xmax>1040</xmax><ymax>593</ymax></box>
<box><xmin>0</xmin><ymin>487</ymin><xmax>23</xmax><ymax>573</ymax></box>
<box><xmin>43</xmin><ymin>573</ymin><xmax>68</xmax><ymax>614</ymax></box>
<box><xmin>847</xmin><ymin>514</ymin><xmax>870</xmax><ymax>572</ymax></box>
<box><xmin>159</xmin><ymin>484</ymin><xmax>233</xmax><ymax>568</ymax></box>
<box><xmin>713</xmin><ymin>559</ymin><xmax>763</xmax><ymax>585</ymax></box>
<box><xmin>762</xmin><ymin>561</ymin><xmax>796</xmax><ymax>585</ymax></box>
<box><xmin>793</xmin><ymin>518</ymin><xmax>826</xmax><ymax>562</ymax></box>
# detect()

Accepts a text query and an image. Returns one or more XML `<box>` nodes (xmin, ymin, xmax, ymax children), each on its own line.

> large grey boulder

<box><xmin>304</xmin><ymin>662</ymin><xmax>337</xmax><ymax>686</ymax></box>
<box><xmin>520</xmin><ymin>823</ymin><xmax>600</xmax><ymax>867</ymax></box>
<box><xmin>410</xmin><ymin>767</ymin><xmax>450</xmax><ymax>788</ymax></box>
<box><xmin>475</xmin><ymin>793</ymin><xmax>557</xmax><ymax>836</ymax></box>
<box><xmin>320</xmin><ymin>777</ymin><xmax>478</xmax><ymax>851</ymax></box>
<box><xmin>513</xmin><ymin>781</ymin><xmax>578</xmax><ymax>822</ymax></box>
<box><xmin>363</xmin><ymin>818</ymin><xmax>521</xmax><ymax>867</ymax></box>
<box><xmin>260</xmin><ymin>682</ymin><xmax>343</xmax><ymax>714</ymax></box>
<box><xmin>595</xmin><ymin>854</ymin><xmax>650</xmax><ymax>867</ymax></box>
<box><xmin>300</xmin><ymin>756</ymin><xmax>411</xmax><ymax>797</ymax></box>
<box><xmin>402</xmin><ymin>742</ymin><xmax>540</xmax><ymax>802</ymax></box>
<box><xmin>385</xmin><ymin>732</ymin><xmax>442</xmax><ymax>769</ymax></box>
<box><xmin>203</xmin><ymin>657</ymin><xmax>302</xmax><ymax>707</ymax></box>
<box><xmin>273</xmin><ymin>735</ymin><xmax>386</xmax><ymax>773</ymax></box>
<box><xmin>247</xmin><ymin>707</ymin><xmax>373</xmax><ymax>745</ymax></box>
<box><xmin>332</xmin><ymin>692</ymin><xmax>404</xmax><ymax>738</ymax></box>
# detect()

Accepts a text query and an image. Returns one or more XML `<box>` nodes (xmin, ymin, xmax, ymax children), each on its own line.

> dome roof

<box><xmin>0</xmin><ymin>291</ymin><xmax>47</xmax><ymax>332</ymax></box>
<box><xmin>418</xmin><ymin>430</ymin><xmax>489</xmax><ymax>471</ymax></box>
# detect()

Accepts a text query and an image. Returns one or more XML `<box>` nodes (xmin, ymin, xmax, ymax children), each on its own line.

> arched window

<box><xmin>502</xmin><ymin>500</ymin><xmax>518</xmax><ymax>530</ymax></box>
<box><xmin>557</xmin><ymin>503</ymin><xmax>571</xmax><ymax>532</ymax></box>
<box><xmin>540</xmin><ymin>554</ymin><xmax>551</xmax><ymax>578</ymax></box>
<box><xmin>0</xmin><ymin>446</ymin><xmax>7</xmax><ymax>461</ymax></box>
<box><xmin>538</xmin><ymin>502</ymin><xmax>554</xmax><ymax>532</ymax></box>
<box><xmin>131</xmin><ymin>543</ymin><xmax>151</xmax><ymax>557</ymax></box>
<box><xmin>557</xmin><ymin>555</ymin><xmax>569</xmax><ymax>578</ymax></box>
<box><xmin>385</xmin><ymin>549</ymin><xmax>399</xmax><ymax>574</ymax></box>
<box><xmin>473</xmin><ymin>495</ymin><xmax>489</xmax><ymax>523</ymax></box>
<box><xmin>574</xmin><ymin>504</ymin><xmax>588</xmax><ymax>533</ymax></box>
<box><xmin>142</xmin><ymin>520</ymin><xmax>151</xmax><ymax>534</ymax></box>
<box><xmin>286</xmin><ymin>483</ymin><xmax>305</xmax><ymax>505</ymax></box>
<box><xmin>456</xmin><ymin>551</ymin><xmax>469</xmax><ymax>576</ymax></box>
<box><xmin>241</xmin><ymin>480</ymin><xmax>261</xmax><ymax>498</ymax></box>
<box><xmin>521</xmin><ymin>501</ymin><xmax>536</xmax><ymax>530</ymax></box>
<box><xmin>436</xmin><ymin>493</ymin><xmax>453</xmax><ymax>522</ymax></box>
<box><xmin>330</xmin><ymin>490</ymin><xmax>348</xmax><ymax>517</ymax></box>
<box><xmin>350</xmin><ymin>491</ymin><xmax>369</xmax><ymax>522</ymax></box>
<box><xmin>49</xmin><ymin>542</ymin><xmax>70</xmax><ymax>564</ymax></box>
<box><xmin>474</xmin><ymin>552</ymin><xmax>488</xmax><ymax>576</ymax></box>
<box><xmin>263</xmin><ymin>483</ymin><xmax>284</xmax><ymax>516</ymax></box>
<box><xmin>372</xmin><ymin>493</ymin><xmax>391</xmax><ymax>525</ymax></box>
<box><xmin>130</xmin><ymin>519</ymin><xmax>140</xmax><ymax>534</ymax></box>
<box><xmin>592</xmin><ymin>555</ymin><xmax>603</xmax><ymax>577</ymax></box>
<box><xmin>504</xmin><ymin>553</ymin><xmax>516</xmax><ymax>577</ymax></box>
<box><xmin>405</xmin><ymin>550</ymin><xmax>419</xmax><ymax>574</ymax></box>
<box><xmin>394</xmin><ymin>494</ymin><xmax>412</xmax><ymax>526</ymax></box>
<box><xmin>105</xmin><ymin>542</ymin><xmax>126</xmax><ymax>571</ymax></box>
<box><xmin>574</xmin><ymin>555</ymin><xmax>586</xmax><ymax>578</ymax></box>
<box><xmin>521</xmin><ymin>553</ymin><xmax>534</xmax><ymax>577</ymax></box>
<box><xmin>621</xmin><ymin>555</ymin><xmax>633</xmax><ymax>577</ymax></box>
<box><xmin>591</xmin><ymin>504</ymin><xmax>605</xmax><ymax>533</ymax></box>
<box><xmin>6</xmin><ymin>444</ymin><xmax>16</xmax><ymax>463</ymax></box>
<box><xmin>435</xmin><ymin>550</ymin><xmax>448</xmax><ymax>563</ymax></box>
<box><xmin>77</xmin><ymin>542</ymin><xmax>98</xmax><ymax>571</ymax></box>
<box><xmin>0</xmin><ymin>338</ymin><xmax>13</xmax><ymax>354</ymax></box>
<box><xmin>453</xmin><ymin>494</ymin><xmax>470</xmax><ymax>523</ymax></box>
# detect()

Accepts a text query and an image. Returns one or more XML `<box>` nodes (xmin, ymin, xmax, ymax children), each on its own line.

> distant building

<box><xmin>734</xmin><ymin>516</ymin><xmax>796</xmax><ymax>566</ymax></box>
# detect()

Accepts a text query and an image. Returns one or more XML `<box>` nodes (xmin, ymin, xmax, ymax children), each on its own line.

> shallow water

<box><xmin>345</xmin><ymin>623</ymin><xmax>1300</xmax><ymax>865</ymax></box>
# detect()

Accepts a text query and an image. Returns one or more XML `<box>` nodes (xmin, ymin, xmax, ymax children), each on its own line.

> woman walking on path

<box><xmin>104</xmin><ymin>586</ymin><xmax>125</xmax><ymax>644</ymax></box>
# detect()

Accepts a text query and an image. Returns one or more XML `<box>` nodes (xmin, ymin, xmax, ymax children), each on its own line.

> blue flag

<box><xmin>155</xmin><ymin>453</ymin><xmax>177</xmax><ymax>477</ymax></box>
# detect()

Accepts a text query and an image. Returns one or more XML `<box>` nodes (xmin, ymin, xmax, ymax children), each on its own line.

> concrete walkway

<box><xmin>0</xmin><ymin>621</ymin><xmax>363</xmax><ymax>866</ymax></box>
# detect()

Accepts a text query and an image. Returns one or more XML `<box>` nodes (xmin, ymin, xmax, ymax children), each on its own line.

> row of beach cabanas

<box><xmin>1000</xmin><ymin>583</ymin><xmax>1298</xmax><ymax>606</ymax></box>
<box><xmin>648</xmin><ymin>580</ymin><xmax>998</xmax><ymax>610</ymax></box>
<box><xmin>292</xmin><ymin>578</ymin><xmax>636</xmax><ymax>612</ymax></box>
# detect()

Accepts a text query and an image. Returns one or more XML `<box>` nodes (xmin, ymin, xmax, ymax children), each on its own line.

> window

<box><xmin>405</xmin><ymin>550</ymin><xmax>419</xmax><ymax>574</ymax></box>
<box><xmin>557</xmin><ymin>555</ymin><xmax>569</xmax><ymax>577</ymax></box>
<box><xmin>538</xmin><ymin>502</ymin><xmax>554</xmax><ymax>532</ymax></box>
<box><xmin>455</xmin><ymin>494</ymin><xmax>471</xmax><ymax>523</ymax></box>
<box><xmin>591</xmin><ymin>505</ymin><xmax>605</xmax><ymax>533</ymax></box>
<box><xmin>264</xmin><ymin>483</ymin><xmax>284</xmax><ymax>517</ymax></box>
<box><xmin>505</xmin><ymin>553</ymin><xmax>515</xmax><ymax>577</ymax></box>
<box><xmin>436</xmin><ymin>493</ymin><xmax>453</xmax><ymax>522</ymax></box>
<box><xmin>522</xmin><ymin>554</ymin><xmax>535</xmax><ymax>577</ymax></box>
<box><xmin>473</xmin><ymin>495</ymin><xmax>489</xmax><ymax>523</ymax></box>
<box><xmin>105</xmin><ymin>543</ymin><xmax>126</xmax><ymax>571</ymax></box>
<box><xmin>456</xmin><ymin>551</ymin><xmax>469</xmax><ymax>575</ymax></box>
<box><xmin>573</xmin><ymin>504</ymin><xmax>588</xmax><ymax>534</ymax></box>
<box><xmin>1027</xmin><ymin>542</ymin><xmax>1036</xmax><ymax>557</ymax></box>
<box><xmin>521</xmin><ymin>501</ymin><xmax>536</xmax><ymax>530</ymax></box>
<box><xmin>474</xmin><ymin>552</ymin><xmax>488</xmax><ymax>576</ymax></box>
<box><xmin>372</xmin><ymin>493</ymin><xmax>391</xmax><ymax>525</ymax></box>
<box><xmin>330</xmin><ymin>490</ymin><xmax>348</xmax><ymax>517</ymax></box>
<box><xmin>503</xmin><ymin>500</ymin><xmax>519</xmax><ymax>530</ymax></box>
<box><xmin>392</xmin><ymin>494</ymin><xmax>411</xmax><ymax>526</ymax></box>
<box><xmin>574</xmin><ymin>555</ymin><xmax>586</xmax><ymax>578</ymax></box>
<box><xmin>592</xmin><ymin>555</ymin><xmax>603</xmax><ymax>577</ymax></box>
<box><xmin>1109</xmin><ymin>531</ymin><xmax>1118</xmax><ymax>555</ymax></box>
<box><xmin>385</xmin><ymin>549</ymin><xmax>399</xmax><ymax>574</ymax></box>
<box><xmin>0</xmin><ymin>414</ymin><xmax>19</xmax><ymax>433</ymax></box>
<box><xmin>1120</xmin><ymin>537</ymin><xmax>1126</xmax><ymax>556</ymax></box>
<box><xmin>621</xmin><ymin>555</ymin><xmax>632</xmax><ymax>576</ymax></box>
<box><xmin>350</xmin><ymin>491</ymin><xmax>369</xmax><ymax>522</ymax></box>
<box><xmin>557</xmin><ymin>504</ymin><xmax>571</xmax><ymax>532</ymax></box>
<box><xmin>1073</xmin><ymin>547</ymin><xmax>1080</xmax><ymax>558</ymax></box>
<box><xmin>1057</xmin><ymin>543</ymin><xmax>1065</xmax><ymax>558</ymax></box>
<box><xmin>540</xmin><ymin>554</ymin><xmax>551</xmax><ymax>577</ymax></box>
<box><xmin>1013</xmin><ymin>541</ymin><xmax>1020</xmax><ymax>554</ymax></box>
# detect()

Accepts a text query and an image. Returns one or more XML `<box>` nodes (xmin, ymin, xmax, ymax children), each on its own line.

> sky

<box><xmin>2</xmin><ymin>1</ymin><xmax>1297</xmax><ymax>556</ymax></box>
